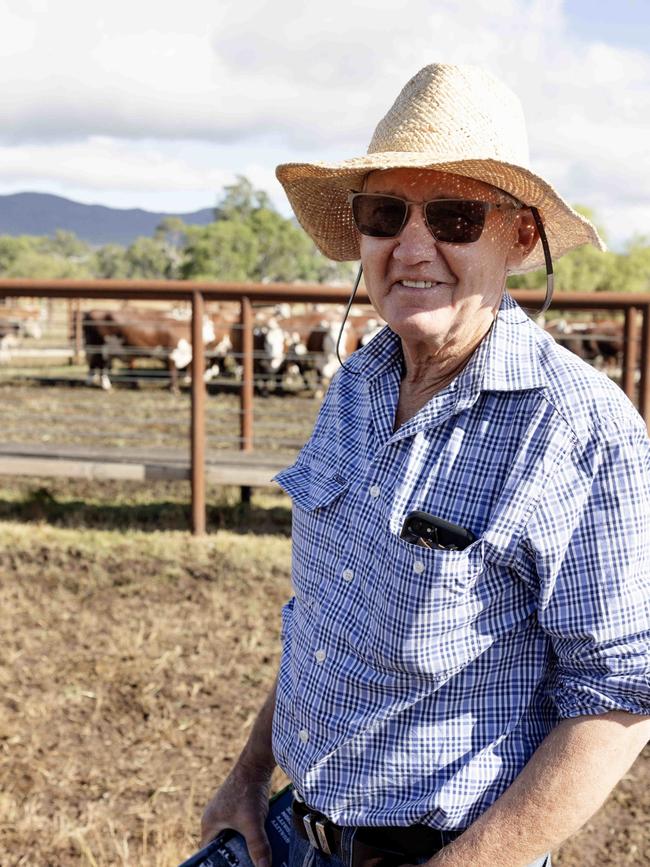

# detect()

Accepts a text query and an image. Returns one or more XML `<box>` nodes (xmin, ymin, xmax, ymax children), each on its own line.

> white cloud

<box><xmin>0</xmin><ymin>0</ymin><xmax>648</xmax><ymax>245</ymax></box>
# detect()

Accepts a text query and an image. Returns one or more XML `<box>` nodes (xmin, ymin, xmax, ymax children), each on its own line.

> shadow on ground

<box><xmin>0</xmin><ymin>478</ymin><xmax>292</xmax><ymax>535</ymax></box>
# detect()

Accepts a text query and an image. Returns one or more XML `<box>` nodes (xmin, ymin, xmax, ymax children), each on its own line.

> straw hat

<box><xmin>276</xmin><ymin>63</ymin><xmax>605</xmax><ymax>274</ymax></box>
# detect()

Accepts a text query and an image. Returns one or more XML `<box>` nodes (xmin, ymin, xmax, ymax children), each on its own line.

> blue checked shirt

<box><xmin>272</xmin><ymin>293</ymin><xmax>650</xmax><ymax>831</ymax></box>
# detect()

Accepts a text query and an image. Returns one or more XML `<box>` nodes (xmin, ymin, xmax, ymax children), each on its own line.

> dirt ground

<box><xmin>0</xmin><ymin>478</ymin><xmax>648</xmax><ymax>866</ymax></box>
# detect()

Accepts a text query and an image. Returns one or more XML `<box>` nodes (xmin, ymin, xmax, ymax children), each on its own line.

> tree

<box><xmin>181</xmin><ymin>221</ymin><xmax>260</xmax><ymax>281</ymax></box>
<box><xmin>215</xmin><ymin>175</ymin><xmax>271</xmax><ymax>221</ymax></box>
<box><xmin>0</xmin><ymin>233</ymin><xmax>92</xmax><ymax>278</ymax></box>
<box><xmin>92</xmin><ymin>244</ymin><xmax>130</xmax><ymax>279</ymax></box>
<box><xmin>125</xmin><ymin>236</ymin><xmax>176</xmax><ymax>279</ymax></box>
<box><xmin>181</xmin><ymin>176</ymin><xmax>358</xmax><ymax>283</ymax></box>
<box><xmin>154</xmin><ymin>217</ymin><xmax>189</xmax><ymax>280</ymax></box>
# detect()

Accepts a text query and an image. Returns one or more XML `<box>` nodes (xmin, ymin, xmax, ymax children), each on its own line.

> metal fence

<box><xmin>1</xmin><ymin>279</ymin><xmax>649</xmax><ymax>534</ymax></box>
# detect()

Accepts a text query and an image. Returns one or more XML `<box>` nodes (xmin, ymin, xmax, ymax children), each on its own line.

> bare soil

<box><xmin>0</xmin><ymin>481</ymin><xmax>647</xmax><ymax>867</ymax></box>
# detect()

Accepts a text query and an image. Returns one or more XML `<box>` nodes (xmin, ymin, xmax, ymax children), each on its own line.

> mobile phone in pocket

<box><xmin>400</xmin><ymin>510</ymin><xmax>476</xmax><ymax>551</ymax></box>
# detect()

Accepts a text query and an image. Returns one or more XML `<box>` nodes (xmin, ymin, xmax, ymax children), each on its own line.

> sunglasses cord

<box><xmin>335</xmin><ymin>264</ymin><xmax>365</xmax><ymax>375</ymax></box>
<box><xmin>530</xmin><ymin>207</ymin><xmax>554</xmax><ymax>315</ymax></box>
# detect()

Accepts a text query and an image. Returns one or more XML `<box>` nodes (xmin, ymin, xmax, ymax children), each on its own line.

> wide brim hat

<box><xmin>276</xmin><ymin>64</ymin><xmax>605</xmax><ymax>274</ymax></box>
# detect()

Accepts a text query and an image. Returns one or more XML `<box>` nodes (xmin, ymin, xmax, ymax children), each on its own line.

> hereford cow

<box><xmin>545</xmin><ymin>318</ymin><xmax>625</xmax><ymax>371</ymax></box>
<box><xmin>0</xmin><ymin>319</ymin><xmax>20</xmax><ymax>363</ymax></box>
<box><xmin>0</xmin><ymin>305</ymin><xmax>43</xmax><ymax>339</ymax></box>
<box><xmin>272</xmin><ymin>310</ymin><xmax>385</xmax><ymax>396</ymax></box>
<box><xmin>82</xmin><ymin>308</ymin><xmax>215</xmax><ymax>392</ymax></box>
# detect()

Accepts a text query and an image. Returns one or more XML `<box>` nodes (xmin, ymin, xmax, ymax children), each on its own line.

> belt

<box><xmin>292</xmin><ymin>799</ymin><xmax>452</xmax><ymax>867</ymax></box>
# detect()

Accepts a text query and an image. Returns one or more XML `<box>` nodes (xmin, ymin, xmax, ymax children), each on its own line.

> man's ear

<box><xmin>507</xmin><ymin>210</ymin><xmax>539</xmax><ymax>269</ymax></box>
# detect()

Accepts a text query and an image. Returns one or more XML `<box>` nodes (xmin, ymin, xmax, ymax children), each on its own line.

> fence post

<box><xmin>191</xmin><ymin>290</ymin><xmax>206</xmax><ymax>535</ymax></box>
<box><xmin>640</xmin><ymin>304</ymin><xmax>650</xmax><ymax>433</ymax></box>
<box><xmin>74</xmin><ymin>299</ymin><xmax>83</xmax><ymax>365</ymax></box>
<box><xmin>622</xmin><ymin>306</ymin><xmax>638</xmax><ymax>403</ymax></box>
<box><xmin>240</xmin><ymin>296</ymin><xmax>254</xmax><ymax>503</ymax></box>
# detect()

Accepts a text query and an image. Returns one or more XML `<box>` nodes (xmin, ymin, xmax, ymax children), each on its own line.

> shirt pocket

<box><xmin>363</xmin><ymin>530</ymin><xmax>488</xmax><ymax>679</ymax></box>
<box><xmin>275</xmin><ymin>460</ymin><xmax>349</xmax><ymax>604</ymax></box>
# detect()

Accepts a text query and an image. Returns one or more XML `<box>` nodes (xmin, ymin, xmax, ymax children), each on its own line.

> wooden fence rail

<box><xmin>1</xmin><ymin>279</ymin><xmax>649</xmax><ymax>534</ymax></box>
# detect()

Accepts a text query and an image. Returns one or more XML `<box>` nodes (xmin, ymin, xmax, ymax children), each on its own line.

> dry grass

<box><xmin>0</xmin><ymin>482</ymin><xmax>647</xmax><ymax>866</ymax></box>
<box><xmin>0</xmin><ymin>509</ymin><xmax>292</xmax><ymax>866</ymax></box>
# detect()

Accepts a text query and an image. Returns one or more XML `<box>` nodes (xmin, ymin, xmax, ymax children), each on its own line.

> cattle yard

<box><xmin>1</xmin><ymin>280</ymin><xmax>650</xmax><ymax>535</ymax></box>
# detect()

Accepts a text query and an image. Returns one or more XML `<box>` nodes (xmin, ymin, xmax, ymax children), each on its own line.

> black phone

<box><xmin>400</xmin><ymin>510</ymin><xmax>476</xmax><ymax>551</ymax></box>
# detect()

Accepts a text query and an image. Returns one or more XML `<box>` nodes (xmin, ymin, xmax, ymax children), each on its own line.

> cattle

<box><xmin>545</xmin><ymin>318</ymin><xmax>626</xmax><ymax>371</ymax></box>
<box><xmin>268</xmin><ymin>309</ymin><xmax>385</xmax><ymax>396</ymax></box>
<box><xmin>82</xmin><ymin>308</ymin><xmax>216</xmax><ymax>392</ymax></box>
<box><xmin>208</xmin><ymin>315</ymin><xmax>295</xmax><ymax>396</ymax></box>
<box><xmin>81</xmin><ymin>304</ymin><xmax>385</xmax><ymax>397</ymax></box>
<box><xmin>0</xmin><ymin>319</ymin><xmax>20</xmax><ymax>363</ymax></box>
<box><xmin>0</xmin><ymin>305</ymin><xmax>43</xmax><ymax>339</ymax></box>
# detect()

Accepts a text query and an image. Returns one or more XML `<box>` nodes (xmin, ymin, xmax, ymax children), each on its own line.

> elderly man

<box><xmin>201</xmin><ymin>64</ymin><xmax>650</xmax><ymax>867</ymax></box>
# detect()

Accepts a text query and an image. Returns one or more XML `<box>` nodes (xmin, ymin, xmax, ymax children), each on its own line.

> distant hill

<box><xmin>0</xmin><ymin>192</ymin><xmax>215</xmax><ymax>246</ymax></box>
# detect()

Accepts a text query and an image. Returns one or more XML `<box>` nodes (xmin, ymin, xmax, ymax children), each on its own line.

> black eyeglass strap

<box><xmin>335</xmin><ymin>264</ymin><xmax>364</xmax><ymax>375</ymax></box>
<box><xmin>529</xmin><ymin>206</ymin><xmax>554</xmax><ymax>315</ymax></box>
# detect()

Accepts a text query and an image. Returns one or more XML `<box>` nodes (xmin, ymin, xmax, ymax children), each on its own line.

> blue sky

<box><xmin>0</xmin><ymin>0</ymin><xmax>648</xmax><ymax>249</ymax></box>
<box><xmin>564</xmin><ymin>0</ymin><xmax>650</xmax><ymax>52</ymax></box>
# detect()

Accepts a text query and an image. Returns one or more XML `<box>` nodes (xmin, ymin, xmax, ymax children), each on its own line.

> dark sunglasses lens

<box><xmin>352</xmin><ymin>195</ymin><xmax>406</xmax><ymax>237</ymax></box>
<box><xmin>425</xmin><ymin>200</ymin><xmax>487</xmax><ymax>243</ymax></box>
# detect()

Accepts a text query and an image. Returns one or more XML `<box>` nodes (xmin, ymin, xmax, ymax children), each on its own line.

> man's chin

<box><xmin>390</xmin><ymin>311</ymin><xmax>453</xmax><ymax>346</ymax></box>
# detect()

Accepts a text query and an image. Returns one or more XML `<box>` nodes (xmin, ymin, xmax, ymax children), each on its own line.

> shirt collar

<box><xmin>348</xmin><ymin>292</ymin><xmax>548</xmax><ymax>404</ymax></box>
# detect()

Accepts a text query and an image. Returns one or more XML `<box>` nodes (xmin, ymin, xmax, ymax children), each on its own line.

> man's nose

<box><xmin>392</xmin><ymin>204</ymin><xmax>438</xmax><ymax>263</ymax></box>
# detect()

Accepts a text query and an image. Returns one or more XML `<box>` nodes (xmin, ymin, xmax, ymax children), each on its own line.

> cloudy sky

<box><xmin>0</xmin><ymin>0</ymin><xmax>648</xmax><ymax>248</ymax></box>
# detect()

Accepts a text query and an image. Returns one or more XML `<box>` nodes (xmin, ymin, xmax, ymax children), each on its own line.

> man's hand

<box><xmin>200</xmin><ymin>676</ymin><xmax>279</xmax><ymax>864</ymax></box>
<box><xmin>200</xmin><ymin>758</ymin><xmax>274</xmax><ymax>867</ymax></box>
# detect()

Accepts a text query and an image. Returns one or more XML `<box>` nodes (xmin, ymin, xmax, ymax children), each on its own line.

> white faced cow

<box><xmin>82</xmin><ymin>308</ymin><xmax>215</xmax><ymax>392</ymax></box>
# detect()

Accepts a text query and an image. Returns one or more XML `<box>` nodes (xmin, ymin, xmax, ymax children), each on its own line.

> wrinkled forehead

<box><xmin>363</xmin><ymin>167</ymin><xmax>507</xmax><ymax>201</ymax></box>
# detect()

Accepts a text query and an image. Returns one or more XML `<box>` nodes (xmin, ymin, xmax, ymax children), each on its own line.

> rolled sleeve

<box><xmin>519</xmin><ymin>414</ymin><xmax>650</xmax><ymax>718</ymax></box>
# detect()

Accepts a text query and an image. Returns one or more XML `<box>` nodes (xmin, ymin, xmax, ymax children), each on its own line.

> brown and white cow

<box><xmin>82</xmin><ymin>308</ymin><xmax>216</xmax><ymax>392</ymax></box>
<box><xmin>0</xmin><ymin>318</ymin><xmax>20</xmax><ymax>363</ymax></box>
<box><xmin>545</xmin><ymin>318</ymin><xmax>626</xmax><ymax>370</ymax></box>
<box><xmin>271</xmin><ymin>309</ymin><xmax>385</xmax><ymax>396</ymax></box>
<box><xmin>0</xmin><ymin>305</ymin><xmax>43</xmax><ymax>339</ymax></box>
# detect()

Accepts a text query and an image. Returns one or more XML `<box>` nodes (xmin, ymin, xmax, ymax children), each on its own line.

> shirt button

<box><xmin>369</xmin><ymin>484</ymin><xmax>380</xmax><ymax>498</ymax></box>
<box><xmin>298</xmin><ymin>729</ymin><xmax>309</xmax><ymax>743</ymax></box>
<box><xmin>314</xmin><ymin>649</ymin><xmax>326</xmax><ymax>663</ymax></box>
<box><xmin>342</xmin><ymin>568</ymin><xmax>354</xmax><ymax>582</ymax></box>
<box><xmin>413</xmin><ymin>560</ymin><xmax>425</xmax><ymax>574</ymax></box>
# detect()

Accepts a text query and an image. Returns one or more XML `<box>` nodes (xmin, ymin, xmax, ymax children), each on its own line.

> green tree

<box><xmin>216</xmin><ymin>175</ymin><xmax>271</xmax><ymax>220</ymax></box>
<box><xmin>0</xmin><ymin>235</ymin><xmax>40</xmax><ymax>274</ymax></box>
<box><xmin>2</xmin><ymin>249</ymin><xmax>92</xmax><ymax>279</ymax></box>
<box><xmin>154</xmin><ymin>217</ymin><xmax>188</xmax><ymax>279</ymax></box>
<box><xmin>181</xmin><ymin>220</ymin><xmax>259</xmax><ymax>281</ymax></box>
<box><xmin>181</xmin><ymin>176</ymin><xmax>359</xmax><ymax>283</ymax></box>
<box><xmin>125</xmin><ymin>236</ymin><xmax>175</xmax><ymax>279</ymax></box>
<box><xmin>0</xmin><ymin>232</ymin><xmax>93</xmax><ymax>278</ymax></box>
<box><xmin>43</xmin><ymin>230</ymin><xmax>92</xmax><ymax>260</ymax></box>
<box><xmin>92</xmin><ymin>244</ymin><xmax>130</xmax><ymax>279</ymax></box>
<box><xmin>607</xmin><ymin>235</ymin><xmax>650</xmax><ymax>293</ymax></box>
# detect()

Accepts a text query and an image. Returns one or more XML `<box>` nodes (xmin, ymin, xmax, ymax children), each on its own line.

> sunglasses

<box><xmin>348</xmin><ymin>192</ymin><xmax>522</xmax><ymax>244</ymax></box>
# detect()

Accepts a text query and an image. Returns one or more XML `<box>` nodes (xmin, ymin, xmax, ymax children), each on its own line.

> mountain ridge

<box><xmin>0</xmin><ymin>191</ymin><xmax>215</xmax><ymax>246</ymax></box>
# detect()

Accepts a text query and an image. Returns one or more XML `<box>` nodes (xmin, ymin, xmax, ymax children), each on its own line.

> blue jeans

<box><xmin>288</xmin><ymin>823</ymin><xmax>552</xmax><ymax>867</ymax></box>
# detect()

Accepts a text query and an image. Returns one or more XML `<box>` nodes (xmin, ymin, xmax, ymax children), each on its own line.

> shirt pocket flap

<box><xmin>274</xmin><ymin>461</ymin><xmax>348</xmax><ymax>512</ymax></box>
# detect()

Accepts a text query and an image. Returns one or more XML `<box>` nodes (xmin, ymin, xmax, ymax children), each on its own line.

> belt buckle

<box><xmin>302</xmin><ymin>813</ymin><xmax>320</xmax><ymax>851</ymax></box>
<box><xmin>313</xmin><ymin>818</ymin><xmax>333</xmax><ymax>856</ymax></box>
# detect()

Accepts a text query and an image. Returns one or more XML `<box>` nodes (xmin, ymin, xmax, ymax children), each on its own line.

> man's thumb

<box><xmin>247</xmin><ymin>829</ymin><xmax>272</xmax><ymax>867</ymax></box>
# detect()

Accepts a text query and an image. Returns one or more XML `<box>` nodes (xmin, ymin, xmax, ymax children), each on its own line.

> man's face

<box><xmin>359</xmin><ymin>168</ymin><xmax>533</xmax><ymax>354</ymax></box>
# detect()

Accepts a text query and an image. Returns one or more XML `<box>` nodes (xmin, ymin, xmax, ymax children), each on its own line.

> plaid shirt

<box><xmin>272</xmin><ymin>293</ymin><xmax>650</xmax><ymax>831</ymax></box>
